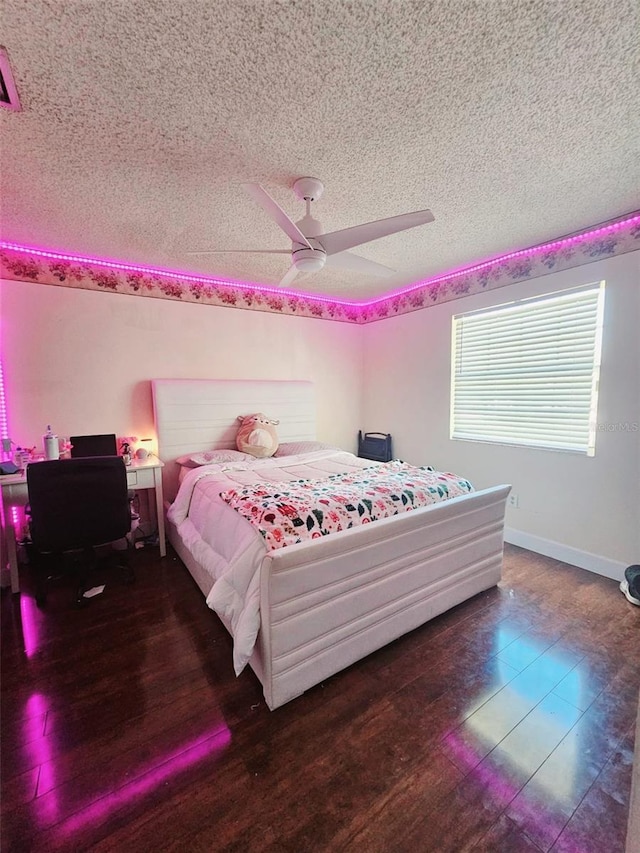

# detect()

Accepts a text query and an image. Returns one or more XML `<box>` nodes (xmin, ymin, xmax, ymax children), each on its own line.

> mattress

<box><xmin>168</xmin><ymin>448</ymin><xmax>478</xmax><ymax>675</ymax></box>
<box><xmin>168</xmin><ymin>449</ymin><xmax>379</xmax><ymax>671</ymax></box>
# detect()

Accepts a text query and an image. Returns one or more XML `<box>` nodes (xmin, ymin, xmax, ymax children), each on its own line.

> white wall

<box><xmin>3</xmin><ymin>253</ymin><xmax>639</xmax><ymax>578</ymax></box>
<box><xmin>0</xmin><ymin>280</ymin><xmax>364</xmax><ymax>454</ymax></box>
<box><xmin>362</xmin><ymin>252</ymin><xmax>640</xmax><ymax>575</ymax></box>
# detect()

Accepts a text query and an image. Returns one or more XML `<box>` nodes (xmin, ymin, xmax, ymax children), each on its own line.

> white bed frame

<box><xmin>152</xmin><ymin>378</ymin><xmax>511</xmax><ymax>710</ymax></box>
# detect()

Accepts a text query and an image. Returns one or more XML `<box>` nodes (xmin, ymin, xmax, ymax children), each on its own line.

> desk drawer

<box><xmin>127</xmin><ymin>468</ymin><xmax>155</xmax><ymax>489</ymax></box>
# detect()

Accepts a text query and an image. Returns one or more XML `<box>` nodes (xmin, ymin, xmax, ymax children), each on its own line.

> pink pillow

<box><xmin>274</xmin><ymin>441</ymin><xmax>337</xmax><ymax>457</ymax></box>
<box><xmin>176</xmin><ymin>449</ymin><xmax>256</xmax><ymax>468</ymax></box>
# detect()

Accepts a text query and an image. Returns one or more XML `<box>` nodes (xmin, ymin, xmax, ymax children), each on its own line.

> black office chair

<box><xmin>26</xmin><ymin>456</ymin><xmax>134</xmax><ymax>607</ymax></box>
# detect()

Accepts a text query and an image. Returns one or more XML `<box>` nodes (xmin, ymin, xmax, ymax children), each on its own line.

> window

<box><xmin>451</xmin><ymin>282</ymin><xmax>605</xmax><ymax>455</ymax></box>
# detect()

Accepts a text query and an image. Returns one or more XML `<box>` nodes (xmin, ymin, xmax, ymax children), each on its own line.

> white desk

<box><xmin>0</xmin><ymin>457</ymin><xmax>166</xmax><ymax>594</ymax></box>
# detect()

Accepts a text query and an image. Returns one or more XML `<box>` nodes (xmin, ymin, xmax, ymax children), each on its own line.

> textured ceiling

<box><xmin>1</xmin><ymin>0</ymin><xmax>639</xmax><ymax>300</ymax></box>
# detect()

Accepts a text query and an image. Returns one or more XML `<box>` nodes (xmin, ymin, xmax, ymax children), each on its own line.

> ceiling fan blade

<box><xmin>242</xmin><ymin>183</ymin><xmax>312</xmax><ymax>249</ymax></box>
<box><xmin>325</xmin><ymin>251</ymin><xmax>396</xmax><ymax>278</ymax></box>
<box><xmin>278</xmin><ymin>264</ymin><xmax>300</xmax><ymax>288</ymax></box>
<box><xmin>185</xmin><ymin>249</ymin><xmax>291</xmax><ymax>256</ymax></box>
<box><xmin>319</xmin><ymin>209</ymin><xmax>435</xmax><ymax>256</ymax></box>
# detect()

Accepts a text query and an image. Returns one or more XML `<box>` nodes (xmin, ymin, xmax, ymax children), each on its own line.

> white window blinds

<box><xmin>451</xmin><ymin>282</ymin><xmax>605</xmax><ymax>455</ymax></box>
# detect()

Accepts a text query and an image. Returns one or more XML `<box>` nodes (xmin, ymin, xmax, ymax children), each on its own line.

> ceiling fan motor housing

<box><xmin>292</xmin><ymin>211</ymin><xmax>326</xmax><ymax>272</ymax></box>
<box><xmin>292</xmin><ymin>242</ymin><xmax>326</xmax><ymax>273</ymax></box>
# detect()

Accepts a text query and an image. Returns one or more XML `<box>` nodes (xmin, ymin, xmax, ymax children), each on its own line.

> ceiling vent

<box><xmin>0</xmin><ymin>47</ymin><xmax>21</xmax><ymax>111</ymax></box>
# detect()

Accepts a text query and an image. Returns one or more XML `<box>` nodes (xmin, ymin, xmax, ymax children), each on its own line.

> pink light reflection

<box><xmin>24</xmin><ymin>693</ymin><xmax>59</xmax><ymax>824</ymax></box>
<box><xmin>444</xmin><ymin>725</ymin><xmax>578</xmax><ymax>848</ymax></box>
<box><xmin>20</xmin><ymin>592</ymin><xmax>40</xmax><ymax>658</ymax></box>
<box><xmin>52</xmin><ymin>725</ymin><xmax>231</xmax><ymax>840</ymax></box>
<box><xmin>444</xmin><ymin>731</ymin><xmax>518</xmax><ymax>805</ymax></box>
<box><xmin>24</xmin><ymin>692</ymin><xmax>49</xmax><ymax>733</ymax></box>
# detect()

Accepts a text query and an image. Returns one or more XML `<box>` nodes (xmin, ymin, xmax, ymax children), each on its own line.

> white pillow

<box><xmin>274</xmin><ymin>441</ymin><xmax>338</xmax><ymax>457</ymax></box>
<box><xmin>176</xmin><ymin>449</ymin><xmax>256</xmax><ymax>468</ymax></box>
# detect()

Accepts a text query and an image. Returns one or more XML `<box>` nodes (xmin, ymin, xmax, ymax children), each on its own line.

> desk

<box><xmin>0</xmin><ymin>457</ymin><xmax>165</xmax><ymax>594</ymax></box>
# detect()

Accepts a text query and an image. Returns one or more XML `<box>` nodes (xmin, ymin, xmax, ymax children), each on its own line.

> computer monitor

<box><xmin>69</xmin><ymin>434</ymin><xmax>118</xmax><ymax>458</ymax></box>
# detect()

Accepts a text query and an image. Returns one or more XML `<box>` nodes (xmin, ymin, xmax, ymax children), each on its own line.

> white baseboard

<box><xmin>504</xmin><ymin>527</ymin><xmax>628</xmax><ymax>583</ymax></box>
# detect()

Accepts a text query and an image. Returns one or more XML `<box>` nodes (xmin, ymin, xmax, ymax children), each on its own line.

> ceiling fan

<box><xmin>187</xmin><ymin>177</ymin><xmax>435</xmax><ymax>288</ymax></box>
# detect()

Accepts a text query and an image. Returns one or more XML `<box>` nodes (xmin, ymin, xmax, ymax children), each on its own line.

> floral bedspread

<box><xmin>219</xmin><ymin>462</ymin><xmax>474</xmax><ymax>550</ymax></box>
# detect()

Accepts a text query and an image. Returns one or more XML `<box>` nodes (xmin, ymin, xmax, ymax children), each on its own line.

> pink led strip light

<box><xmin>1</xmin><ymin>211</ymin><xmax>638</xmax><ymax>308</ymax></box>
<box><xmin>0</xmin><ymin>243</ymin><xmax>355</xmax><ymax>307</ymax></box>
<box><xmin>0</xmin><ymin>360</ymin><xmax>20</xmax><ymax>528</ymax></box>
<box><xmin>0</xmin><ymin>359</ymin><xmax>9</xmax><ymax>442</ymax></box>
<box><xmin>362</xmin><ymin>211</ymin><xmax>640</xmax><ymax>307</ymax></box>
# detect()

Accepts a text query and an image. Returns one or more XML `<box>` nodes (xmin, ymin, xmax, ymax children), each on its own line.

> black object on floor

<box><xmin>620</xmin><ymin>564</ymin><xmax>640</xmax><ymax>606</ymax></box>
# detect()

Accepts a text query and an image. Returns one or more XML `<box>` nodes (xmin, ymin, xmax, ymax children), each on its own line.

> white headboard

<box><xmin>152</xmin><ymin>379</ymin><xmax>316</xmax><ymax>501</ymax></box>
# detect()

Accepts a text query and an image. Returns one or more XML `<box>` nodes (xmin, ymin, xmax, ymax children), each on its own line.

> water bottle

<box><xmin>43</xmin><ymin>425</ymin><xmax>60</xmax><ymax>460</ymax></box>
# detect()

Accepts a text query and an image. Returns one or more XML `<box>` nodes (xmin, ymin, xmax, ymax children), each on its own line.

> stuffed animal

<box><xmin>236</xmin><ymin>413</ymin><xmax>280</xmax><ymax>458</ymax></box>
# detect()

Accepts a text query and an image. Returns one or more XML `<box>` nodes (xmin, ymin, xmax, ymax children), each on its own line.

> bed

<box><xmin>152</xmin><ymin>378</ymin><xmax>511</xmax><ymax>710</ymax></box>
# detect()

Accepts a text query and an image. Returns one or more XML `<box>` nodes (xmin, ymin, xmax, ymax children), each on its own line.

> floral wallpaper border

<box><xmin>1</xmin><ymin>212</ymin><xmax>639</xmax><ymax>325</ymax></box>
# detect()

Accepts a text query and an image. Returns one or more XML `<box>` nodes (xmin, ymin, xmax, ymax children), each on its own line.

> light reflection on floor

<box><xmin>20</xmin><ymin>594</ymin><xmax>40</xmax><ymax>658</ymax></box>
<box><xmin>455</xmin><ymin>627</ymin><xmax>584</xmax><ymax>800</ymax></box>
<box><xmin>45</xmin><ymin>725</ymin><xmax>232</xmax><ymax>841</ymax></box>
<box><xmin>24</xmin><ymin>693</ymin><xmax>59</xmax><ymax>823</ymax></box>
<box><xmin>15</xmin><ymin>584</ymin><xmax>233</xmax><ymax>841</ymax></box>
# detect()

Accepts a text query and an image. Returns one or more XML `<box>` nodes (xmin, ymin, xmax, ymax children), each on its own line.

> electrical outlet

<box><xmin>508</xmin><ymin>493</ymin><xmax>519</xmax><ymax>508</ymax></box>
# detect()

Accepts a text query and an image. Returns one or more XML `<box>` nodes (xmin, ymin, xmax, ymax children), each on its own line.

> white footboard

<box><xmin>255</xmin><ymin>485</ymin><xmax>511</xmax><ymax>709</ymax></box>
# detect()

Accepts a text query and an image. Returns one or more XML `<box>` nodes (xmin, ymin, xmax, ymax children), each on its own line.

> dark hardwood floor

<box><xmin>1</xmin><ymin>543</ymin><xmax>638</xmax><ymax>852</ymax></box>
